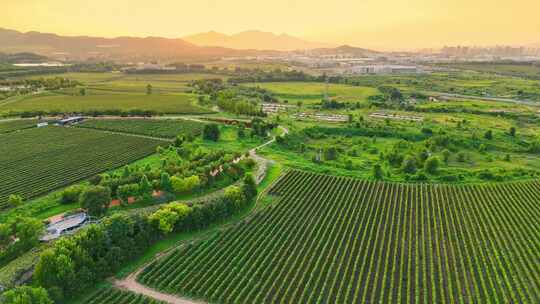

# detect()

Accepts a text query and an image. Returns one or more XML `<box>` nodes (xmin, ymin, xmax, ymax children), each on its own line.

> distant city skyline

<box><xmin>2</xmin><ymin>0</ymin><xmax>539</xmax><ymax>50</ymax></box>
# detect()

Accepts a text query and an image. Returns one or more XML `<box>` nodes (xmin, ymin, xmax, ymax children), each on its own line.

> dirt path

<box><xmin>114</xmin><ymin>267</ymin><xmax>201</xmax><ymax>304</ymax></box>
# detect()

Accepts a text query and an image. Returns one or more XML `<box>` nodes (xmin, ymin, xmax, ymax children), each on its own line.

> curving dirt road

<box><xmin>114</xmin><ymin>266</ymin><xmax>201</xmax><ymax>304</ymax></box>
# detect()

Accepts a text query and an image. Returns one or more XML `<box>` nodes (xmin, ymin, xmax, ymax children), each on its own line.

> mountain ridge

<box><xmin>0</xmin><ymin>28</ymin><xmax>278</xmax><ymax>62</ymax></box>
<box><xmin>183</xmin><ymin>30</ymin><xmax>335</xmax><ymax>51</ymax></box>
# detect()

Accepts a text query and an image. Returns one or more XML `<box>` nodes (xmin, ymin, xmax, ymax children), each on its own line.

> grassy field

<box><xmin>0</xmin><ymin>126</ymin><xmax>165</xmax><ymax>208</ymax></box>
<box><xmin>351</xmin><ymin>72</ymin><xmax>540</xmax><ymax>101</ymax></box>
<box><xmin>243</xmin><ymin>82</ymin><xmax>380</xmax><ymax>104</ymax></box>
<box><xmin>139</xmin><ymin>170</ymin><xmax>540</xmax><ymax>303</ymax></box>
<box><xmin>77</xmin><ymin>118</ymin><xmax>206</xmax><ymax>139</ymax></box>
<box><xmin>0</xmin><ymin>91</ymin><xmax>212</xmax><ymax>115</ymax></box>
<box><xmin>442</xmin><ymin>62</ymin><xmax>540</xmax><ymax>79</ymax></box>
<box><xmin>0</xmin><ymin>119</ymin><xmax>37</xmax><ymax>133</ymax></box>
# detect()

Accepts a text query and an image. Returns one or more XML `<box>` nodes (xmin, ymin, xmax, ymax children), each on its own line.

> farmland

<box><xmin>0</xmin><ymin>126</ymin><xmax>165</xmax><ymax>208</ymax></box>
<box><xmin>0</xmin><ymin>91</ymin><xmax>211</xmax><ymax>116</ymax></box>
<box><xmin>77</xmin><ymin>119</ymin><xmax>205</xmax><ymax>139</ymax></box>
<box><xmin>0</xmin><ymin>119</ymin><xmax>36</xmax><ymax>134</ymax></box>
<box><xmin>139</xmin><ymin>170</ymin><xmax>540</xmax><ymax>303</ymax></box>
<box><xmin>243</xmin><ymin>82</ymin><xmax>380</xmax><ymax>104</ymax></box>
<box><xmin>80</xmin><ymin>286</ymin><xmax>166</xmax><ymax>304</ymax></box>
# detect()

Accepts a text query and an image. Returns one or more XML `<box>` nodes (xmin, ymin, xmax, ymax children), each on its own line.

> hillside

<box><xmin>0</xmin><ymin>28</ymin><xmax>277</xmax><ymax>62</ymax></box>
<box><xmin>183</xmin><ymin>30</ymin><xmax>334</xmax><ymax>51</ymax></box>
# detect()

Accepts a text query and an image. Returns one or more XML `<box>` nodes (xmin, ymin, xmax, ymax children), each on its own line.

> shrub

<box><xmin>60</xmin><ymin>185</ymin><xmax>85</xmax><ymax>204</ymax></box>
<box><xmin>424</xmin><ymin>156</ymin><xmax>440</xmax><ymax>174</ymax></box>
<box><xmin>79</xmin><ymin>186</ymin><xmax>111</xmax><ymax>217</ymax></box>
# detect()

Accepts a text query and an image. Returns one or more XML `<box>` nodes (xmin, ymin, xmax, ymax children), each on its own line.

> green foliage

<box><xmin>203</xmin><ymin>124</ymin><xmax>220</xmax><ymax>141</ymax></box>
<box><xmin>79</xmin><ymin>186</ymin><xmax>111</xmax><ymax>217</ymax></box>
<box><xmin>484</xmin><ymin>130</ymin><xmax>493</xmax><ymax>140</ymax></box>
<box><xmin>170</xmin><ymin>175</ymin><xmax>201</xmax><ymax>194</ymax></box>
<box><xmin>138</xmin><ymin>175</ymin><xmax>153</xmax><ymax>199</ymax></box>
<box><xmin>60</xmin><ymin>185</ymin><xmax>85</xmax><ymax>205</ymax></box>
<box><xmin>148</xmin><ymin>202</ymin><xmax>191</xmax><ymax>234</ymax></box>
<box><xmin>424</xmin><ymin>156</ymin><xmax>440</xmax><ymax>174</ymax></box>
<box><xmin>402</xmin><ymin>155</ymin><xmax>418</xmax><ymax>174</ymax></box>
<box><xmin>1</xmin><ymin>286</ymin><xmax>53</xmax><ymax>304</ymax></box>
<box><xmin>373</xmin><ymin>164</ymin><xmax>384</xmax><ymax>179</ymax></box>
<box><xmin>7</xmin><ymin>195</ymin><xmax>23</xmax><ymax>208</ymax></box>
<box><xmin>117</xmin><ymin>184</ymin><xmax>139</xmax><ymax>205</ymax></box>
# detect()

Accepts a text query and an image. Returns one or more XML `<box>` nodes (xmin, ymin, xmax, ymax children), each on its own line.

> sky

<box><xmin>2</xmin><ymin>0</ymin><xmax>540</xmax><ymax>50</ymax></box>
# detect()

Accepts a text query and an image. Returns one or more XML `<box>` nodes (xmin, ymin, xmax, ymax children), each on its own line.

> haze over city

<box><xmin>2</xmin><ymin>0</ymin><xmax>540</xmax><ymax>50</ymax></box>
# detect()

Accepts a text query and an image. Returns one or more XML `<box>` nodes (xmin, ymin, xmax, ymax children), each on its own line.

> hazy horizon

<box><xmin>2</xmin><ymin>0</ymin><xmax>540</xmax><ymax>51</ymax></box>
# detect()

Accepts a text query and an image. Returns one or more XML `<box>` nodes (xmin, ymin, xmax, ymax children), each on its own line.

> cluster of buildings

<box><xmin>369</xmin><ymin>112</ymin><xmax>424</xmax><ymax>122</ymax></box>
<box><xmin>293</xmin><ymin>112</ymin><xmax>349</xmax><ymax>122</ymax></box>
<box><xmin>261</xmin><ymin>103</ymin><xmax>296</xmax><ymax>114</ymax></box>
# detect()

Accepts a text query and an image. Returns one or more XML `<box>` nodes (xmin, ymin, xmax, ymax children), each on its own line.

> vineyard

<box><xmin>80</xmin><ymin>286</ymin><xmax>166</xmax><ymax>304</ymax></box>
<box><xmin>78</xmin><ymin>119</ymin><xmax>205</xmax><ymax>139</ymax></box>
<box><xmin>0</xmin><ymin>126</ymin><xmax>165</xmax><ymax>208</ymax></box>
<box><xmin>138</xmin><ymin>170</ymin><xmax>540</xmax><ymax>303</ymax></box>
<box><xmin>0</xmin><ymin>119</ymin><xmax>36</xmax><ymax>134</ymax></box>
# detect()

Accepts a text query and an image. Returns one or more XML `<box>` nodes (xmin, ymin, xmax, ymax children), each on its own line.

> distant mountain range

<box><xmin>0</xmin><ymin>28</ymin><xmax>279</xmax><ymax>62</ymax></box>
<box><xmin>183</xmin><ymin>30</ymin><xmax>334</xmax><ymax>51</ymax></box>
<box><xmin>0</xmin><ymin>28</ymin><xmax>379</xmax><ymax>62</ymax></box>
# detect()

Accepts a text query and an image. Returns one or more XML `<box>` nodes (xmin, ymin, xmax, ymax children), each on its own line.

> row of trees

<box><xmin>27</xmin><ymin>175</ymin><xmax>257</xmax><ymax>303</ymax></box>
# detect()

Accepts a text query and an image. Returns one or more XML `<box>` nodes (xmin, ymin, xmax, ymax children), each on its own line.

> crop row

<box><xmin>0</xmin><ymin>126</ymin><xmax>164</xmax><ymax>208</ymax></box>
<box><xmin>77</xmin><ymin>119</ymin><xmax>205</xmax><ymax>139</ymax></box>
<box><xmin>138</xmin><ymin>170</ymin><xmax>540</xmax><ymax>303</ymax></box>
<box><xmin>81</xmin><ymin>286</ymin><xmax>165</xmax><ymax>304</ymax></box>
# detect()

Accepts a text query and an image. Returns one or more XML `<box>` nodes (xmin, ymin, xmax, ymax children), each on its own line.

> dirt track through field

<box><xmin>114</xmin><ymin>266</ymin><xmax>201</xmax><ymax>304</ymax></box>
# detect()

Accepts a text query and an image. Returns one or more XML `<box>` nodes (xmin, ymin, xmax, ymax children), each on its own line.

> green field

<box><xmin>0</xmin><ymin>119</ymin><xmax>36</xmax><ymax>134</ymax></box>
<box><xmin>139</xmin><ymin>170</ymin><xmax>540</xmax><ymax>303</ymax></box>
<box><xmin>79</xmin><ymin>286</ymin><xmax>166</xmax><ymax>304</ymax></box>
<box><xmin>0</xmin><ymin>126</ymin><xmax>165</xmax><ymax>208</ymax></box>
<box><xmin>0</xmin><ymin>91</ymin><xmax>211</xmax><ymax>115</ymax></box>
<box><xmin>77</xmin><ymin>119</ymin><xmax>205</xmax><ymax>139</ymax></box>
<box><xmin>443</xmin><ymin>62</ymin><xmax>540</xmax><ymax>79</ymax></box>
<box><xmin>244</xmin><ymin>82</ymin><xmax>380</xmax><ymax>104</ymax></box>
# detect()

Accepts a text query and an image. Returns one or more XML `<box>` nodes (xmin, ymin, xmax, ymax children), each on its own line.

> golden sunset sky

<box><xmin>2</xmin><ymin>0</ymin><xmax>539</xmax><ymax>50</ymax></box>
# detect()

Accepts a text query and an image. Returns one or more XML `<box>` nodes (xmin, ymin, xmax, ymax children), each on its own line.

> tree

<box><xmin>148</xmin><ymin>202</ymin><xmax>191</xmax><ymax>234</ymax></box>
<box><xmin>60</xmin><ymin>185</ymin><xmax>84</xmax><ymax>204</ymax></box>
<box><xmin>509</xmin><ymin>127</ymin><xmax>516</xmax><ymax>137</ymax></box>
<box><xmin>324</xmin><ymin>147</ymin><xmax>338</xmax><ymax>161</ymax></box>
<box><xmin>79</xmin><ymin>88</ymin><xmax>86</xmax><ymax>96</ymax></box>
<box><xmin>223</xmin><ymin>186</ymin><xmax>247</xmax><ymax>212</ymax></box>
<box><xmin>138</xmin><ymin>175</ymin><xmax>153</xmax><ymax>199</ymax></box>
<box><xmin>2</xmin><ymin>286</ymin><xmax>53</xmax><ymax>304</ymax></box>
<box><xmin>241</xmin><ymin>174</ymin><xmax>257</xmax><ymax>200</ymax></box>
<box><xmin>373</xmin><ymin>164</ymin><xmax>384</xmax><ymax>179</ymax></box>
<box><xmin>15</xmin><ymin>217</ymin><xmax>44</xmax><ymax>246</ymax></box>
<box><xmin>146</xmin><ymin>84</ymin><xmax>152</xmax><ymax>95</ymax></box>
<box><xmin>79</xmin><ymin>186</ymin><xmax>111</xmax><ymax>217</ymax></box>
<box><xmin>484</xmin><ymin>130</ymin><xmax>493</xmax><ymax>140</ymax></box>
<box><xmin>117</xmin><ymin>184</ymin><xmax>139</xmax><ymax>206</ymax></box>
<box><xmin>160</xmin><ymin>172</ymin><xmax>172</xmax><ymax>191</ymax></box>
<box><xmin>237</xmin><ymin>126</ymin><xmax>246</xmax><ymax>138</ymax></box>
<box><xmin>203</xmin><ymin>124</ymin><xmax>220</xmax><ymax>141</ymax></box>
<box><xmin>442</xmin><ymin>149</ymin><xmax>451</xmax><ymax>164</ymax></box>
<box><xmin>402</xmin><ymin>156</ymin><xmax>418</xmax><ymax>174</ymax></box>
<box><xmin>8</xmin><ymin>194</ymin><xmax>23</xmax><ymax>207</ymax></box>
<box><xmin>424</xmin><ymin>156</ymin><xmax>440</xmax><ymax>174</ymax></box>
<box><xmin>171</xmin><ymin>175</ymin><xmax>200</xmax><ymax>194</ymax></box>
